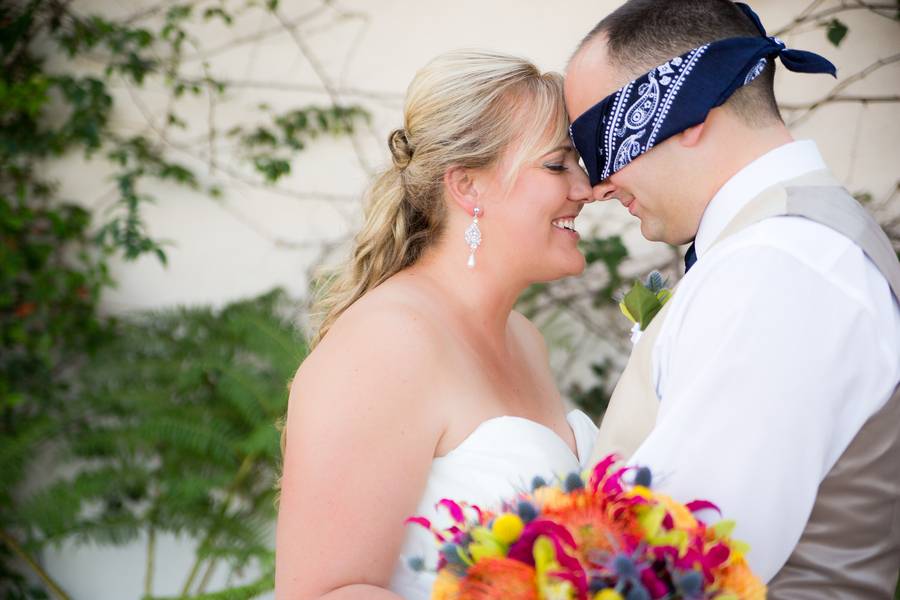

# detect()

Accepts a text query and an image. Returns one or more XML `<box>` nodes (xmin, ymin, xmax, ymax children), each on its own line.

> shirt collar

<box><xmin>694</xmin><ymin>140</ymin><xmax>827</xmax><ymax>258</ymax></box>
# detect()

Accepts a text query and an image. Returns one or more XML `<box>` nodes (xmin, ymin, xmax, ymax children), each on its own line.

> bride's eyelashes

<box><xmin>543</xmin><ymin>162</ymin><xmax>568</xmax><ymax>173</ymax></box>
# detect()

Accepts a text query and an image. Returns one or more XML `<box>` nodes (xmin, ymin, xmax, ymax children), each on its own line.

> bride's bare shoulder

<box><xmin>293</xmin><ymin>278</ymin><xmax>446</xmax><ymax>399</ymax></box>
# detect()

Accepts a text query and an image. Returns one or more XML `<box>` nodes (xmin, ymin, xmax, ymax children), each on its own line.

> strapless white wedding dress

<box><xmin>388</xmin><ymin>409</ymin><xmax>599</xmax><ymax>600</ymax></box>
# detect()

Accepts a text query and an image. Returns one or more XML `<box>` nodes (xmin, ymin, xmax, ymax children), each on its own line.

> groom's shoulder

<box><xmin>714</xmin><ymin>215</ymin><xmax>860</xmax><ymax>274</ymax></box>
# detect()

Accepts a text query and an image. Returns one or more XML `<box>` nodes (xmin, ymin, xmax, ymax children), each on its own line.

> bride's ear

<box><xmin>444</xmin><ymin>165</ymin><xmax>481</xmax><ymax>216</ymax></box>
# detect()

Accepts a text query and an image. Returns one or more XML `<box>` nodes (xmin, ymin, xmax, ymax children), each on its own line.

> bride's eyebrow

<box><xmin>541</xmin><ymin>144</ymin><xmax>574</xmax><ymax>158</ymax></box>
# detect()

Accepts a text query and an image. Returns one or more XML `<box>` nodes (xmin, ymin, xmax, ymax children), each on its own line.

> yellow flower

<box><xmin>492</xmin><ymin>513</ymin><xmax>525</xmax><ymax>544</ymax></box>
<box><xmin>594</xmin><ymin>590</ymin><xmax>624</xmax><ymax>600</ymax></box>
<box><xmin>628</xmin><ymin>485</ymin><xmax>653</xmax><ymax>500</ymax></box>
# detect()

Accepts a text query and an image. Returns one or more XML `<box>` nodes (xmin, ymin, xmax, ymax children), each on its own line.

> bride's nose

<box><xmin>568</xmin><ymin>168</ymin><xmax>593</xmax><ymax>204</ymax></box>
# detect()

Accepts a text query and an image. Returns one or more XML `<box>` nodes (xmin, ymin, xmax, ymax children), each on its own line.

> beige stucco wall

<box><xmin>40</xmin><ymin>1</ymin><xmax>899</xmax><ymax>598</ymax></box>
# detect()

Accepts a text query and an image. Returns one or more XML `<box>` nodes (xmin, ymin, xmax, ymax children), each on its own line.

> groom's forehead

<box><xmin>565</xmin><ymin>37</ymin><xmax>632</xmax><ymax>121</ymax></box>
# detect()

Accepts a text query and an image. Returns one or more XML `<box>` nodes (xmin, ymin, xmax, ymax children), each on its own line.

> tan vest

<box><xmin>590</xmin><ymin>170</ymin><xmax>900</xmax><ymax>598</ymax></box>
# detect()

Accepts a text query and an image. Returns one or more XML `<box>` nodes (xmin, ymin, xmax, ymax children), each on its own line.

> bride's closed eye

<box><xmin>543</xmin><ymin>162</ymin><xmax>568</xmax><ymax>173</ymax></box>
<box><xmin>542</xmin><ymin>150</ymin><xmax>572</xmax><ymax>173</ymax></box>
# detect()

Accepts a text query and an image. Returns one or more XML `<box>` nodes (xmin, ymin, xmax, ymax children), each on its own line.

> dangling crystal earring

<box><xmin>464</xmin><ymin>207</ymin><xmax>482</xmax><ymax>269</ymax></box>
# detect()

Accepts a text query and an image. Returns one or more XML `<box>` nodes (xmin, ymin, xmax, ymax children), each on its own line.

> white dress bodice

<box><xmin>388</xmin><ymin>409</ymin><xmax>599</xmax><ymax>599</ymax></box>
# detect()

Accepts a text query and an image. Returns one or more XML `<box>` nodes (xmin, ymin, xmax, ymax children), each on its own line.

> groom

<box><xmin>564</xmin><ymin>0</ymin><xmax>900</xmax><ymax>597</ymax></box>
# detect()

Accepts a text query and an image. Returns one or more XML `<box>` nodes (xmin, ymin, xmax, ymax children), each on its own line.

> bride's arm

<box><xmin>275</xmin><ymin>304</ymin><xmax>445</xmax><ymax>600</ymax></box>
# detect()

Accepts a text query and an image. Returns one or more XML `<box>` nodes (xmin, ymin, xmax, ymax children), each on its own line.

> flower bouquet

<box><xmin>406</xmin><ymin>455</ymin><xmax>765</xmax><ymax>600</ymax></box>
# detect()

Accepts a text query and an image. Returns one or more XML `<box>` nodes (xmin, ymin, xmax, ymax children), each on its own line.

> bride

<box><xmin>276</xmin><ymin>50</ymin><xmax>597</xmax><ymax>600</ymax></box>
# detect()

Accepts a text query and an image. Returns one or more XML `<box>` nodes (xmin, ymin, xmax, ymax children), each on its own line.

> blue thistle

<box><xmin>531</xmin><ymin>475</ymin><xmax>547</xmax><ymax>491</ymax></box>
<box><xmin>612</xmin><ymin>554</ymin><xmax>637</xmax><ymax>579</ymax></box>
<box><xmin>589</xmin><ymin>576</ymin><xmax>609</xmax><ymax>593</ymax></box>
<box><xmin>634</xmin><ymin>466</ymin><xmax>652</xmax><ymax>488</ymax></box>
<box><xmin>407</xmin><ymin>556</ymin><xmax>426</xmax><ymax>572</ymax></box>
<box><xmin>645</xmin><ymin>270</ymin><xmax>665</xmax><ymax>292</ymax></box>
<box><xmin>440</xmin><ymin>542</ymin><xmax>465</xmax><ymax>566</ymax></box>
<box><xmin>677</xmin><ymin>570</ymin><xmax>704</xmax><ymax>596</ymax></box>
<box><xmin>626</xmin><ymin>584</ymin><xmax>651</xmax><ymax>600</ymax></box>
<box><xmin>517</xmin><ymin>500</ymin><xmax>538</xmax><ymax>523</ymax></box>
<box><xmin>564</xmin><ymin>472</ymin><xmax>584</xmax><ymax>492</ymax></box>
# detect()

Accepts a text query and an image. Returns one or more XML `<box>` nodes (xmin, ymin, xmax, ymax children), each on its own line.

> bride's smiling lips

<box><xmin>550</xmin><ymin>214</ymin><xmax>581</xmax><ymax>239</ymax></box>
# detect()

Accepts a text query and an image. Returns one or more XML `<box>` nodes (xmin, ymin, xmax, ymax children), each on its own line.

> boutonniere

<box><xmin>619</xmin><ymin>271</ymin><xmax>673</xmax><ymax>332</ymax></box>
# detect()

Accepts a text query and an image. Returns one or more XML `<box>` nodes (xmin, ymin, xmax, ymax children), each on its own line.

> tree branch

<box><xmin>271</xmin><ymin>7</ymin><xmax>375</xmax><ymax>176</ymax></box>
<box><xmin>787</xmin><ymin>53</ymin><xmax>900</xmax><ymax>126</ymax></box>
<box><xmin>780</xmin><ymin>94</ymin><xmax>900</xmax><ymax>110</ymax></box>
<box><xmin>773</xmin><ymin>1</ymin><xmax>898</xmax><ymax>36</ymax></box>
<box><xmin>0</xmin><ymin>529</ymin><xmax>72</xmax><ymax>600</ymax></box>
<box><xmin>180</xmin><ymin>4</ymin><xmax>329</xmax><ymax>64</ymax></box>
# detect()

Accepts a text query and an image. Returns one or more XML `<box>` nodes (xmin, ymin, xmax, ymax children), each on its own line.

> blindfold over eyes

<box><xmin>569</xmin><ymin>2</ymin><xmax>836</xmax><ymax>186</ymax></box>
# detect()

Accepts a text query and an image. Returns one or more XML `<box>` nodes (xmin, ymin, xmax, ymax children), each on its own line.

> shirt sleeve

<box><xmin>629</xmin><ymin>241</ymin><xmax>898</xmax><ymax>582</ymax></box>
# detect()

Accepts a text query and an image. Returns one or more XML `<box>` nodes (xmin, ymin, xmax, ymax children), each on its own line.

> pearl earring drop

<box><xmin>464</xmin><ymin>207</ymin><xmax>482</xmax><ymax>269</ymax></box>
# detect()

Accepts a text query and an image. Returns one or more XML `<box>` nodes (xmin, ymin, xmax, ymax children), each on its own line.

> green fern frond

<box><xmin>145</xmin><ymin>569</ymin><xmax>273</xmax><ymax>600</ymax></box>
<box><xmin>0</xmin><ymin>416</ymin><xmax>56</xmax><ymax>504</ymax></box>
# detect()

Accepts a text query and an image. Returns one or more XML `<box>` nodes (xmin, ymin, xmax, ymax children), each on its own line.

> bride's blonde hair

<box><xmin>277</xmin><ymin>51</ymin><xmax>570</xmax><ymax>487</ymax></box>
<box><xmin>309</xmin><ymin>49</ymin><xmax>570</xmax><ymax>348</ymax></box>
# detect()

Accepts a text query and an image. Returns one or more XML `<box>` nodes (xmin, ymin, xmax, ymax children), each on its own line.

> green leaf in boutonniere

<box><xmin>619</xmin><ymin>271</ymin><xmax>673</xmax><ymax>330</ymax></box>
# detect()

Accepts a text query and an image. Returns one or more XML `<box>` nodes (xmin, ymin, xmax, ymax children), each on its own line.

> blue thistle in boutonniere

<box><xmin>619</xmin><ymin>270</ymin><xmax>673</xmax><ymax>332</ymax></box>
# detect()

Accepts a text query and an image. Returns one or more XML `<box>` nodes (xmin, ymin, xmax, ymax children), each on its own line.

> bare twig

<box><xmin>271</xmin><ymin>8</ymin><xmax>375</xmax><ymax>176</ymax></box>
<box><xmin>773</xmin><ymin>1</ymin><xmax>898</xmax><ymax>36</ymax></box>
<box><xmin>780</xmin><ymin>94</ymin><xmax>900</xmax><ymax>110</ymax></box>
<box><xmin>157</xmin><ymin>78</ymin><xmax>403</xmax><ymax>103</ymax></box>
<box><xmin>121</xmin><ymin>0</ymin><xmax>204</xmax><ymax>25</ymax></box>
<box><xmin>787</xmin><ymin>53</ymin><xmax>900</xmax><ymax>126</ymax></box>
<box><xmin>0</xmin><ymin>529</ymin><xmax>72</xmax><ymax>600</ymax></box>
<box><xmin>144</xmin><ymin>526</ymin><xmax>156</xmax><ymax>597</ymax></box>
<box><xmin>181</xmin><ymin>4</ymin><xmax>329</xmax><ymax>64</ymax></box>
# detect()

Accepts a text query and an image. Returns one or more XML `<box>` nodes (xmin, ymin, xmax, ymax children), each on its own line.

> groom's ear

<box><xmin>677</xmin><ymin>122</ymin><xmax>705</xmax><ymax>148</ymax></box>
<box><xmin>444</xmin><ymin>165</ymin><xmax>480</xmax><ymax>214</ymax></box>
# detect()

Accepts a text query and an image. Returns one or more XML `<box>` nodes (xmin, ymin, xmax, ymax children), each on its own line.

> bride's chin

<box><xmin>542</xmin><ymin>255</ymin><xmax>586</xmax><ymax>280</ymax></box>
<box><xmin>563</xmin><ymin>252</ymin><xmax>587</xmax><ymax>276</ymax></box>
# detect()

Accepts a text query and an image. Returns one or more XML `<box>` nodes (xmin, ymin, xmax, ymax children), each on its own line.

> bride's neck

<box><xmin>407</xmin><ymin>241</ymin><xmax>527</xmax><ymax>347</ymax></box>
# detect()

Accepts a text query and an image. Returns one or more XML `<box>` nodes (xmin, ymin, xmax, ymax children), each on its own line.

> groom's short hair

<box><xmin>579</xmin><ymin>0</ymin><xmax>782</xmax><ymax>126</ymax></box>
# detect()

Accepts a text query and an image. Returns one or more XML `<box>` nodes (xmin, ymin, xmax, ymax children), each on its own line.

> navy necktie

<box><xmin>684</xmin><ymin>241</ymin><xmax>698</xmax><ymax>273</ymax></box>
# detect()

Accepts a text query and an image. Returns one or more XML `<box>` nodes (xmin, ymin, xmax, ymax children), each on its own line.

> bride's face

<box><xmin>478</xmin><ymin>141</ymin><xmax>592</xmax><ymax>283</ymax></box>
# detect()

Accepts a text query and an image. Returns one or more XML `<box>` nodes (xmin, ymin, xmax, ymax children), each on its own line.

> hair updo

<box><xmin>388</xmin><ymin>128</ymin><xmax>414</xmax><ymax>169</ymax></box>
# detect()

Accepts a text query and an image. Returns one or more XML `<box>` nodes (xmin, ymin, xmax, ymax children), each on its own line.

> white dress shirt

<box><xmin>629</xmin><ymin>140</ymin><xmax>900</xmax><ymax>582</ymax></box>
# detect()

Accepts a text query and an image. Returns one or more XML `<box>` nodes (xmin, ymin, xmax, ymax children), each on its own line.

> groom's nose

<box><xmin>591</xmin><ymin>180</ymin><xmax>618</xmax><ymax>202</ymax></box>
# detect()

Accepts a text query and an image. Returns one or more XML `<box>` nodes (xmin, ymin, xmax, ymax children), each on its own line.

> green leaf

<box><xmin>712</xmin><ymin>519</ymin><xmax>736</xmax><ymax>539</ymax></box>
<box><xmin>623</xmin><ymin>281</ymin><xmax>664</xmax><ymax>330</ymax></box>
<box><xmin>825</xmin><ymin>18</ymin><xmax>848</xmax><ymax>47</ymax></box>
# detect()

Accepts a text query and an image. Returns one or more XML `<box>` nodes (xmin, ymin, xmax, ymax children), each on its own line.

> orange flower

<box><xmin>532</xmin><ymin>485</ymin><xmax>571</xmax><ymax>511</ymax></box>
<box><xmin>653</xmin><ymin>492</ymin><xmax>698</xmax><ymax>530</ymax></box>
<box><xmin>541</xmin><ymin>500</ymin><xmax>634</xmax><ymax>561</ymax></box>
<box><xmin>457</xmin><ymin>557</ymin><xmax>537</xmax><ymax>600</ymax></box>
<box><xmin>431</xmin><ymin>568</ymin><xmax>461</xmax><ymax>600</ymax></box>
<box><xmin>718</xmin><ymin>560</ymin><xmax>767</xmax><ymax>600</ymax></box>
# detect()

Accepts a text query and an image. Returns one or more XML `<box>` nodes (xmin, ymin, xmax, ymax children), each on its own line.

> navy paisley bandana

<box><xmin>570</xmin><ymin>2</ymin><xmax>836</xmax><ymax>186</ymax></box>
